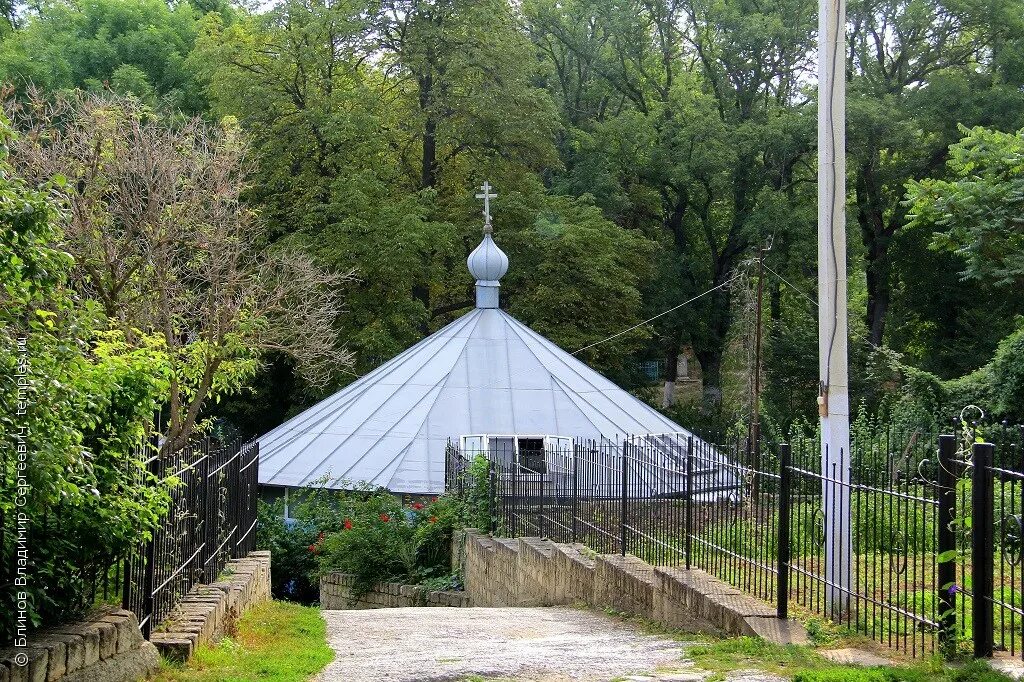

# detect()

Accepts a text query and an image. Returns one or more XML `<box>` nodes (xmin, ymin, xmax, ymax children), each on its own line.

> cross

<box><xmin>475</xmin><ymin>181</ymin><xmax>497</xmax><ymax>229</ymax></box>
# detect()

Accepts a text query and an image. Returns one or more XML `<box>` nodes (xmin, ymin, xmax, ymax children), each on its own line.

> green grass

<box><xmin>153</xmin><ymin>601</ymin><xmax>334</xmax><ymax>682</ymax></box>
<box><xmin>688</xmin><ymin>636</ymin><xmax>835</xmax><ymax>675</ymax></box>
<box><xmin>687</xmin><ymin>638</ymin><xmax>1015</xmax><ymax>682</ymax></box>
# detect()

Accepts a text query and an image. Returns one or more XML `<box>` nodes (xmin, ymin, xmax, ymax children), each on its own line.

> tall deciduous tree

<box><xmin>525</xmin><ymin>0</ymin><xmax>815</xmax><ymax>409</ymax></box>
<box><xmin>907</xmin><ymin>125</ymin><xmax>1024</xmax><ymax>289</ymax></box>
<box><xmin>0</xmin><ymin>0</ymin><xmax>215</xmax><ymax>113</ymax></box>
<box><xmin>847</xmin><ymin>0</ymin><xmax>1024</xmax><ymax>345</ymax></box>
<box><xmin>8</xmin><ymin>92</ymin><xmax>351</xmax><ymax>451</ymax></box>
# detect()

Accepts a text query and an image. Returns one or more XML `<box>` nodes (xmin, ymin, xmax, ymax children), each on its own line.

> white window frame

<box><xmin>459</xmin><ymin>434</ymin><xmax>572</xmax><ymax>473</ymax></box>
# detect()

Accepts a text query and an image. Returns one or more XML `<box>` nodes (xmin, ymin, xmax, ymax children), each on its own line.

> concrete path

<box><xmin>316</xmin><ymin>606</ymin><xmax>707</xmax><ymax>682</ymax></box>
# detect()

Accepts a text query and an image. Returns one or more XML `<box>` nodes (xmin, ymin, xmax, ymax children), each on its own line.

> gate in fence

<box><xmin>445</xmin><ymin>425</ymin><xmax>1024</xmax><ymax>660</ymax></box>
<box><xmin>122</xmin><ymin>437</ymin><xmax>260</xmax><ymax>638</ymax></box>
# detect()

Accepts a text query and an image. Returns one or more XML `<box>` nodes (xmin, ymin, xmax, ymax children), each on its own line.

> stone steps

<box><xmin>150</xmin><ymin>550</ymin><xmax>271</xmax><ymax>661</ymax></box>
<box><xmin>458</xmin><ymin>529</ymin><xmax>809</xmax><ymax>646</ymax></box>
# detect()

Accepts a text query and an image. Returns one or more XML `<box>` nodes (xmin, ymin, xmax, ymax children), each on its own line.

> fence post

<box><xmin>202</xmin><ymin>441</ymin><xmax>214</xmax><ymax>581</ymax></box>
<box><xmin>971</xmin><ymin>441</ymin><xmax>995</xmax><ymax>658</ymax></box>
<box><xmin>141</xmin><ymin>452</ymin><xmax>159</xmax><ymax>640</ymax></box>
<box><xmin>511</xmin><ymin>460</ymin><xmax>518</xmax><ymax>536</ymax></box>
<box><xmin>777</xmin><ymin>443</ymin><xmax>792</xmax><ymax>619</ymax></box>
<box><xmin>538</xmin><ymin>469</ymin><xmax>545</xmax><ymax>538</ymax></box>
<box><xmin>936</xmin><ymin>434</ymin><xmax>957</xmax><ymax>649</ymax></box>
<box><xmin>620</xmin><ymin>441</ymin><xmax>628</xmax><ymax>557</ymax></box>
<box><xmin>572</xmin><ymin>445</ymin><xmax>579</xmax><ymax>544</ymax></box>
<box><xmin>491</xmin><ymin>458</ymin><xmax>499</xmax><ymax>532</ymax></box>
<box><xmin>685</xmin><ymin>435</ymin><xmax>693</xmax><ymax>570</ymax></box>
<box><xmin>234</xmin><ymin>441</ymin><xmax>244</xmax><ymax>559</ymax></box>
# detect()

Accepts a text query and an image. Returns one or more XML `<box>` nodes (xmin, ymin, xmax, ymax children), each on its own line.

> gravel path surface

<box><xmin>316</xmin><ymin>606</ymin><xmax>700</xmax><ymax>682</ymax></box>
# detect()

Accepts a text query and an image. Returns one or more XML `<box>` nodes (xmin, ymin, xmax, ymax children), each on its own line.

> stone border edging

<box><xmin>459</xmin><ymin>529</ymin><xmax>808</xmax><ymax>646</ymax></box>
<box><xmin>149</xmin><ymin>550</ymin><xmax>271</xmax><ymax>661</ymax></box>
<box><xmin>0</xmin><ymin>608</ymin><xmax>159</xmax><ymax>682</ymax></box>
<box><xmin>320</xmin><ymin>573</ymin><xmax>469</xmax><ymax>610</ymax></box>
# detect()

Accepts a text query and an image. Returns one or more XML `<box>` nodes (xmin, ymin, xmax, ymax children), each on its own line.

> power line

<box><xmin>761</xmin><ymin>263</ymin><xmax>878</xmax><ymax>351</ymax></box>
<box><xmin>572</xmin><ymin>274</ymin><xmax>743</xmax><ymax>356</ymax></box>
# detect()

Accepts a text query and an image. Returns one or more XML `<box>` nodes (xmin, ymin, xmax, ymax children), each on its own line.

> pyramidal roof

<box><xmin>257</xmin><ymin>184</ymin><xmax>691</xmax><ymax>493</ymax></box>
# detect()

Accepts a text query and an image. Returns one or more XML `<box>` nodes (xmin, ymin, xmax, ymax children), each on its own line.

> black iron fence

<box><xmin>123</xmin><ymin>437</ymin><xmax>259</xmax><ymax>637</ymax></box>
<box><xmin>446</xmin><ymin>425</ymin><xmax>1024</xmax><ymax>660</ymax></box>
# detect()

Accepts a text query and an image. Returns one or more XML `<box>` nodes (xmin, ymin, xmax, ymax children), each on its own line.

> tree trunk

<box><xmin>419</xmin><ymin>73</ymin><xmax>437</xmax><ymax>189</ymax></box>
<box><xmin>769</xmin><ymin>280</ymin><xmax>781</xmax><ymax>322</ymax></box>
<box><xmin>662</xmin><ymin>334</ymin><xmax>681</xmax><ymax>408</ymax></box>
<box><xmin>856</xmin><ymin>161</ymin><xmax>891</xmax><ymax>346</ymax></box>
<box><xmin>412</xmin><ymin>283</ymin><xmax>430</xmax><ymax>335</ymax></box>
<box><xmin>695</xmin><ymin>348</ymin><xmax>723</xmax><ymax>409</ymax></box>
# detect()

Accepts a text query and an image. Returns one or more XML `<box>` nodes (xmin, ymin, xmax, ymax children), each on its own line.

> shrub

<box><xmin>314</xmin><ymin>490</ymin><xmax>467</xmax><ymax>596</ymax></box>
<box><xmin>255</xmin><ymin>483</ymin><xmax>341</xmax><ymax>602</ymax></box>
<box><xmin>314</xmin><ymin>490</ymin><xmax>416</xmax><ymax>596</ymax></box>
<box><xmin>256</xmin><ymin>480</ymin><xmax>472</xmax><ymax>602</ymax></box>
<box><xmin>0</xmin><ymin>118</ymin><xmax>172</xmax><ymax>641</ymax></box>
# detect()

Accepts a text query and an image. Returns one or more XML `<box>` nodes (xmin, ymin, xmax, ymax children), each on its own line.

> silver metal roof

<box><xmin>258</xmin><ymin>306</ymin><xmax>693</xmax><ymax>493</ymax></box>
<box><xmin>258</xmin><ymin>186</ymin><xmax>694</xmax><ymax>493</ymax></box>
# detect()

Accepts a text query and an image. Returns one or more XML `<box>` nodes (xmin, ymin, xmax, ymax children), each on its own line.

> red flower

<box><xmin>318</xmin><ymin>531</ymin><xmax>325</xmax><ymax>540</ymax></box>
<box><xmin>431</xmin><ymin>497</ymin><xmax>438</xmax><ymax>503</ymax></box>
<box><xmin>308</xmin><ymin>544</ymin><xmax>316</xmax><ymax>553</ymax></box>
<box><xmin>380</xmin><ymin>513</ymin><xmax>390</xmax><ymax>523</ymax></box>
<box><xmin>343</xmin><ymin>518</ymin><xmax>353</xmax><ymax>530</ymax></box>
<box><xmin>429</xmin><ymin>516</ymin><xmax>438</xmax><ymax>524</ymax></box>
<box><xmin>412</xmin><ymin>502</ymin><xmax>424</xmax><ymax>510</ymax></box>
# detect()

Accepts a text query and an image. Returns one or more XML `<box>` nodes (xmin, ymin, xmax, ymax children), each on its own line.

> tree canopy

<box><xmin>3</xmin><ymin>0</ymin><xmax>1023</xmax><ymax>435</ymax></box>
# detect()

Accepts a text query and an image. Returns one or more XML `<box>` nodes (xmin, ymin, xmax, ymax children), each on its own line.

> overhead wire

<box><xmin>571</xmin><ymin>274</ymin><xmax>744</xmax><ymax>356</ymax></box>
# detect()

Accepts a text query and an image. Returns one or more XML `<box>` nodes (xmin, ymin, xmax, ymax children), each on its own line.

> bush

<box><xmin>256</xmin><ymin>480</ymin><xmax>473</xmax><ymax>602</ymax></box>
<box><xmin>0</xmin><ymin>119</ymin><xmax>172</xmax><ymax>641</ymax></box>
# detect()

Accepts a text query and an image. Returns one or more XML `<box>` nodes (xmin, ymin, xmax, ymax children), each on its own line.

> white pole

<box><xmin>817</xmin><ymin>0</ymin><xmax>852</xmax><ymax>613</ymax></box>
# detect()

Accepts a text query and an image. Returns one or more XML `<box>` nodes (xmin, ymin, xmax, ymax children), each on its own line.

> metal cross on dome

<box><xmin>475</xmin><ymin>181</ymin><xmax>497</xmax><ymax>231</ymax></box>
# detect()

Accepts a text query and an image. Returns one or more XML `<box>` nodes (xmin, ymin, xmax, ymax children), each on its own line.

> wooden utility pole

<box><xmin>817</xmin><ymin>0</ymin><xmax>852</xmax><ymax>613</ymax></box>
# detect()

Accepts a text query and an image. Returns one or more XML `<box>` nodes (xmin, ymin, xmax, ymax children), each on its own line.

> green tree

<box><xmin>0</xmin><ymin>115</ymin><xmax>171</xmax><ymax>638</ymax></box>
<box><xmin>525</xmin><ymin>0</ymin><xmax>815</xmax><ymax>411</ymax></box>
<box><xmin>907</xmin><ymin>126</ymin><xmax>1024</xmax><ymax>289</ymax></box>
<box><xmin>8</xmin><ymin>92</ymin><xmax>349</xmax><ymax>451</ymax></box>
<box><xmin>846</xmin><ymin>0</ymin><xmax>1024</xmax><ymax>346</ymax></box>
<box><xmin>0</xmin><ymin>0</ymin><xmax>213</xmax><ymax>114</ymax></box>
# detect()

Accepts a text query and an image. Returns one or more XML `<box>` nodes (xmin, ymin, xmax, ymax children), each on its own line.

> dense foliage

<box><xmin>257</xmin><ymin>487</ymin><xmax>467</xmax><ymax>601</ymax></box>
<box><xmin>257</xmin><ymin>457</ymin><xmax>492</xmax><ymax>602</ymax></box>
<box><xmin>0</xmin><ymin>117</ymin><xmax>172</xmax><ymax>639</ymax></box>
<box><xmin>2</xmin><ymin>0</ymin><xmax>1023</xmax><ymax>635</ymax></box>
<box><xmin>1</xmin><ymin>0</ymin><xmax>1018</xmax><ymax>432</ymax></box>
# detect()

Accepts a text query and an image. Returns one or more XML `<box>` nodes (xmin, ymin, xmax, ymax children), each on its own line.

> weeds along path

<box><xmin>315</xmin><ymin>606</ymin><xmax>703</xmax><ymax>682</ymax></box>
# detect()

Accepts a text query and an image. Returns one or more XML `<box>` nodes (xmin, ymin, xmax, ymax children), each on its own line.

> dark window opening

<box><xmin>518</xmin><ymin>438</ymin><xmax>546</xmax><ymax>474</ymax></box>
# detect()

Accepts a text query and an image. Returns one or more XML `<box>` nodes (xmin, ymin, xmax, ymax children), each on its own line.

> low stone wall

<box><xmin>457</xmin><ymin>529</ymin><xmax>808</xmax><ymax>645</ymax></box>
<box><xmin>150</xmin><ymin>550</ymin><xmax>271</xmax><ymax>661</ymax></box>
<box><xmin>593</xmin><ymin>554</ymin><xmax>657</xmax><ymax>620</ymax></box>
<box><xmin>320</xmin><ymin>574</ymin><xmax>469</xmax><ymax>610</ymax></box>
<box><xmin>1</xmin><ymin>608</ymin><xmax>160</xmax><ymax>682</ymax></box>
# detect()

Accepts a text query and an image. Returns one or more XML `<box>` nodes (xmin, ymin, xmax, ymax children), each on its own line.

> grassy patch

<box><xmin>688</xmin><ymin>636</ymin><xmax>832</xmax><ymax>675</ymax></box>
<box><xmin>153</xmin><ymin>601</ymin><xmax>334</xmax><ymax>682</ymax></box>
<box><xmin>688</xmin><ymin>638</ymin><xmax>1014</xmax><ymax>682</ymax></box>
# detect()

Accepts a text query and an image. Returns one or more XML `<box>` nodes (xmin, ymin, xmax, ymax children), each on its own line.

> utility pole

<box><xmin>817</xmin><ymin>0</ymin><xmax>852</xmax><ymax>614</ymax></box>
<box><xmin>751</xmin><ymin>244</ymin><xmax>765</xmax><ymax>497</ymax></box>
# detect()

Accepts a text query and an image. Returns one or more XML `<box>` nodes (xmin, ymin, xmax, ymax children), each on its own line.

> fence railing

<box><xmin>122</xmin><ymin>437</ymin><xmax>259</xmax><ymax>637</ymax></box>
<box><xmin>445</xmin><ymin>425</ymin><xmax>1024</xmax><ymax>660</ymax></box>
